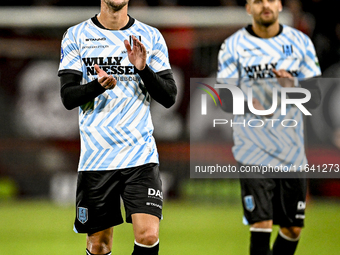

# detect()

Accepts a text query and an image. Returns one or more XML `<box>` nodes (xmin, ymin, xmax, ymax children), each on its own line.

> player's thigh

<box><xmin>240</xmin><ymin>175</ymin><xmax>276</xmax><ymax>224</ymax></box>
<box><xmin>121</xmin><ymin>163</ymin><xmax>163</xmax><ymax>224</ymax></box>
<box><xmin>275</xmin><ymin>178</ymin><xmax>307</xmax><ymax>227</ymax></box>
<box><xmin>75</xmin><ymin>170</ymin><xmax>124</xmax><ymax>234</ymax></box>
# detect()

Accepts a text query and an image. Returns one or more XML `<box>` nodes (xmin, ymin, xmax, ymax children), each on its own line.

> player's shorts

<box><xmin>74</xmin><ymin>163</ymin><xmax>163</xmax><ymax>234</ymax></box>
<box><xmin>239</xmin><ymin>163</ymin><xmax>307</xmax><ymax>227</ymax></box>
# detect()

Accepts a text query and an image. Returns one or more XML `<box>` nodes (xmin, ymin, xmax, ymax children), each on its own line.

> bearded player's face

<box><xmin>246</xmin><ymin>0</ymin><xmax>282</xmax><ymax>27</ymax></box>
<box><xmin>102</xmin><ymin>0</ymin><xmax>129</xmax><ymax>11</ymax></box>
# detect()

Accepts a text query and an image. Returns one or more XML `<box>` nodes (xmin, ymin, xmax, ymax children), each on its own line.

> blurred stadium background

<box><xmin>1</xmin><ymin>0</ymin><xmax>340</xmax><ymax>254</ymax></box>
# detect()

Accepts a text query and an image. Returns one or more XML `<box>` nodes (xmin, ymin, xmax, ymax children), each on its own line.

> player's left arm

<box><xmin>272</xmin><ymin>69</ymin><xmax>321</xmax><ymax>110</ymax></box>
<box><xmin>272</xmin><ymin>71</ymin><xmax>321</xmax><ymax>110</ymax></box>
<box><xmin>288</xmin><ymin>35</ymin><xmax>322</xmax><ymax>109</ymax></box>
<box><xmin>296</xmin><ymin>76</ymin><xmax>321</xmax><ymax>109</ymax></box>
<box><xmin>124</xmin><ymin>35</ymin><xmax>177</xmax><ymax>109</ymax></box>
<box><xmin>283</xmin><ymin>77</ymin><xmax>321</xmax><ymax>110</ymax></box>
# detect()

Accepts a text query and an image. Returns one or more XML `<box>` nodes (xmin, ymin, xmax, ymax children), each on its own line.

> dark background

<box><xmin>1</xmin><ymin>0</ymin><xmax>340</xmax><ymax>202</ymax></box>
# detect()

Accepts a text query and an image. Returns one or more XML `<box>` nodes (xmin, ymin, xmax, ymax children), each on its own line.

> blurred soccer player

<box><xmin>217</xmin><ymin>0</ymin><xmax>321</xmax><ymax>254</ymax></box>
<box><xmin>58</xmin><ymin>1</ymin><xmax>177</xmax><ymax>254</ymax></box>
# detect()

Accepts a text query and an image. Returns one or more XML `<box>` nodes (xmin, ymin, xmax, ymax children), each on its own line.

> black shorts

<box><xmin>239</xmin><ymin>164</ymin><xmax>307</xmax><ymax>227</ymax></box>
<box><xmin>74</xmin><ymin>163</ymin><xmax>163</xmax><ymax>234</ymax></box>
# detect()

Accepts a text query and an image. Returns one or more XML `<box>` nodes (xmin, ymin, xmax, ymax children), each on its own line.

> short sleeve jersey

<box><xmin>217</xmin><ymin>25</ymin><xmax>321</xmax><ymax>167</ymax></box>
<box><xmin>58</xmin><ymin>16</ymin><xmax>171</xmax><ymax>171</ymax></box>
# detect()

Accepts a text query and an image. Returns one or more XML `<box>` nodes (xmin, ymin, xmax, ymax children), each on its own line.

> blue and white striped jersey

<box><xmin>58</xmin><ymin>16</ymin><xmax>171</xmax><ymax>171</ymax></box>
<box><xmin>217</xmin><ymin>25</ymin><xmax>321</xmax><ymax>167</ymax></box>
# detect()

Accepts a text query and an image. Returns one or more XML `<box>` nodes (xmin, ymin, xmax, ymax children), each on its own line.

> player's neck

<box><xmin>98</xmin><ymin>5</ymin><xmax>129</xmax><ymax>30</ymax></box>
<box><xmin>251</xmin><ymin>21</ymin><xmax>280</xmax><ymax>38</ymax></box>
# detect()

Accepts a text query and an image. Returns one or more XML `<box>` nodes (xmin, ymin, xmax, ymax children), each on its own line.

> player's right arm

<box><xmin>217</xmin><ymin>38</ymin><xmax>252</xmax><ymax>114</ymax></box>
<box><xmin>217</xmin><ymin>40</ymin><xmax>237</xmax><ymax>113</ymax></box>
<box><xmin>59</xmin><ymin>65</ymin><xmax>116</xmax><ymax>110</ymax></box>
<box><xmin>58</xmin><ymin>28</ymin><xmax>116</xmax><ymax>110</ymax></box>
<box><xmin>60</xmin><ymin>64</ymin><xmax>116</xmax><ymax>110</ymax></box>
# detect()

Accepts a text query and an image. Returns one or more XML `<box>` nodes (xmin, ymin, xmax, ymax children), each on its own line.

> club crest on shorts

<box><xmin>244</xmin><ymin>195</ymin><xmax>255</xmax><ymax>212</ymax></box>
<box><xmin>78</xmin><ymin>207</ymin><xmax>88</xmax><ymax>224</ymax></box>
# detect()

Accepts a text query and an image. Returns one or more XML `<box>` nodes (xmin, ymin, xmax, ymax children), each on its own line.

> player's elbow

<box><xmin>61</xmin><ymin>92</ymin><xmax>77</xmax><ymax>110</ymax></box>
<box><xmin>164</xmin><ymin>94</ymin><xmax>176</xmax><ymax>108</ymax></box>
<box><xmin>62</xmin><ymin>99</ymin><xmax>77</xmax><ymax>110</ymax></box>
<box><xmin>60</xmin><ymin>85</ymin><xmax>77</xmax><ymax>110</ymax></box>
<box><xmin>162</xmin><ymin>86</ymin><xmax>177</xmax><ymax>108</ymax></box>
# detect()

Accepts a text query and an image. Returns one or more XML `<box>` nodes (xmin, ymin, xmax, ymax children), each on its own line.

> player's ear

<box><xmin>246</xmin><ymin>3</ymin><xmax>252</xmax><ymax>15</ymax></box>
<box><xmin>278</xmin><ymin>0</ymin><xmax>283</xmax><ymax>12</ymax></box>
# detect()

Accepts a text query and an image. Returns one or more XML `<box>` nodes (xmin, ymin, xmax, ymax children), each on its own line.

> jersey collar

<box><xmin>245</xmin><ymin>24</ymin><xmax>283</xmax><ymax>38</ymax></box>
<box><xmin>91</xmin><ymin>14</ymin><xmax>135</xmax><ymax>30</ymax></box>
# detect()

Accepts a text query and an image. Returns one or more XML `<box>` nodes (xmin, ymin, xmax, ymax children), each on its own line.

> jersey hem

<box><xmin>77</xmin><ymin>160</ymin><xmax>159</xmax><ymax>171</ymax></box>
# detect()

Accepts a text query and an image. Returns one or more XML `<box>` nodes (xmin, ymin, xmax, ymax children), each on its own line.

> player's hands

<box><xmin>252</xmin><ymin>98</ymin><xmax>274</xmax><ymax>118</ymax></box>
<box><xmin>272</xmin><ymin>69</ymin><xmax>294</xmax><ymax>87</ymax></box>
<box><xmin>94</xmin><ymin>64</ymin><xmax>117</xmax><ymax>90</ymax></box>
<box><xmin>124</xmin><ymin>35</ymin><xmax>147</xmax><ymax>71</ymax></box>
<box><xmin>252</xmin><ymin>98</ymin><xmax>265</xmax><ymax>111</ymax></box>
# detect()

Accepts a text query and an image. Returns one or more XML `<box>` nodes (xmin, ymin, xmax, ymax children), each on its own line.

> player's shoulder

<box><xmin>130</xmin><ymin>18</ymin><xmax>167</xmax><ymax>46</ymax></box>
<box><xmin>132</xmin><ymin>18</ymin><xmax>162</xmax><ymax>35</ymax></box>
<box><xmin>221</xmin><ymin>27</ymin><xmax>247</xmax><ymax>47</ymax></box>
<box><xmin>281</xmin><ymin>24</ymin><xmax>307</xmax><ymax>36</ymax></box>
<box><xmin>63</xmin><ymin>18</ymin><xmax>92</xmax><ymax>37</ymax></box>
<box><xmin>220</xmin><ymin>26</ymin><xmax>248</xmax><ymax>53</ymax></box>
<box><xmin>224</xmin><ymin>27</ymin><xmax>248</xmax><ymax>43</ymax></box>
<box><xmin>281</xmin><ymin>24</ymin><xmax>312</xmax><ymax>43</ymax></box>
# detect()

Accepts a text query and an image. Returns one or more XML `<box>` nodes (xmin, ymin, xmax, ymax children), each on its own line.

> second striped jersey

<box><xmin>217</xmin><ymin>24</ymin><xmax>321</xmax><ymax>167</ymax></box>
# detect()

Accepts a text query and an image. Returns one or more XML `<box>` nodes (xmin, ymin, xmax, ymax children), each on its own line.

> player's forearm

<box><xmin>60</xmin><ymin>74</ymin><xmax>105</xmax><ymax>110</ymax></box>
<box><xmin>287</xmin><ymin>77</ymin><xmax>321</xmax><ymax>109</ymax></box>
<box><xmin>137</xmin><ymin>65</ymin><xmax>177</xmax><ymax>108</ymax></box>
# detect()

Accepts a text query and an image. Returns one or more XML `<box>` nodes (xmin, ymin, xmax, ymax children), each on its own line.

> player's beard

<box><xmin>255</xmin><ymin>10</ymin><xmax>278</xmax><ymax>27</ymax></box>
<box><xmin>103</xmin><ymin>0</ymin><xmax>129</xmax><ymax>12</ymax></box>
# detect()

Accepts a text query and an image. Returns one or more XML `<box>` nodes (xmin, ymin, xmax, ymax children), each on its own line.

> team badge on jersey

<box><xmin>78</xmin><ymin>207</ymin><xmax>88</xmax><ymax>224</ymax></box>
<box><xmin>244</xmin><ymin>195</ymin><xmax>255</xmax><ymax>212</ymax></box>
<box><xmin>282</xmin><ymin>44</ymin><xmax>294</xmax><ymax>57</ymax></box>
<box><xmin>129</xmin><ymin>35</ymin><xmax>142</xmax><ymax>46</ymax></box>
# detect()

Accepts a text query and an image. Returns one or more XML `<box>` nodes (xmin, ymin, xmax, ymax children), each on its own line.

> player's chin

<box><xmin>259</xmin><ymin>18</ymin><xmax>276</xmax><ymax>27</ymax></box>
